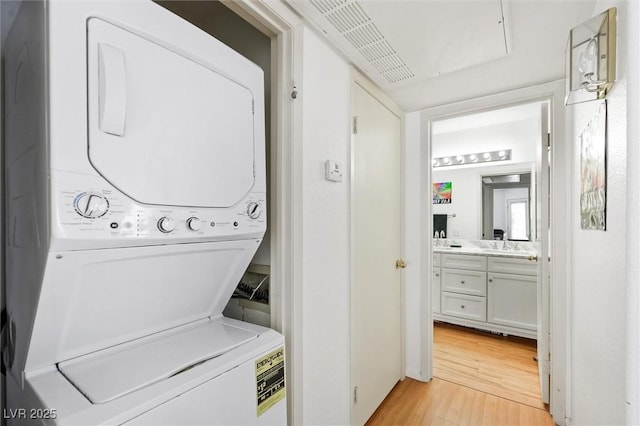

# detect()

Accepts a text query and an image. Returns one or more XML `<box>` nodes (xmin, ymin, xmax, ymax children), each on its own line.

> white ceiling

<box><xmin>288</xmin><ymin>0</ymin><xmax>597</xmax><ymax>112</ymax></box>
<box><xmin>432</xmin><ymin>100</ymin><xmax>542</xmax><ymax>135</ymax></box>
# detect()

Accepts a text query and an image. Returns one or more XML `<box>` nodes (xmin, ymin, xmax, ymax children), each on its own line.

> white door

<box><xmin>351</xmin><ymin>82</ymin><xmax>403</xmax><ymax>425</ymax></box>
<box><xmin>536</xmin><ymin>102</ymin><xmax>551</xmax><ymax>404</ymax></box>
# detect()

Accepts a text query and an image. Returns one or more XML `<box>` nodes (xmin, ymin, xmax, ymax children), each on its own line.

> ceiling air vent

<box><xmin>309</xmin><ymin>0</ymin><xmax>415</xmax><ymax>84</ymax></box>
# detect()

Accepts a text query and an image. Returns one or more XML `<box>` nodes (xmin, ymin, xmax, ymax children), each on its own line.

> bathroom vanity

<box><xmin>432</xmin><ymin>247</ymin><xmax>538</xmax><ymax>339</ymax></box>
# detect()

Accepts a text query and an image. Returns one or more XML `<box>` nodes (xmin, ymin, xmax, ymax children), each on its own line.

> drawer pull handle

<box><xmin>460</xmin><ymin>280</ymin><xmax>465</xmax><ymax>284</ymax></box>
<box><xmin>488</xmin><ymin>279</ymin><xmax>493</xmax><ymax>283</ymax></box>
<box><xmin>460</xmin><ymin>305</ymin><xmax>465</xmax><ymax>309</ymax></box>
<box><xmin>435</xmin><ymin>273</ymin><xmax>440</xmax><ymax>277</ymax></box>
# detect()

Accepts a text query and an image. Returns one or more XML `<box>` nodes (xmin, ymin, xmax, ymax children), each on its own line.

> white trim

<box><xmin>223</xmin><ymin>2</ymin><xmax>304</xmax><ymax>424</ymax></box>
<box><xmin>419</xmin><ymin>80</ymin><xmax>567</xmax><ymax>424</ymax></box>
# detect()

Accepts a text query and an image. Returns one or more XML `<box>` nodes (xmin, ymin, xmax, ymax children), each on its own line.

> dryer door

<box><xmin>87</xmin><ymin>18</ymin><xmax>258</xmax><ymax>208</ymax></box>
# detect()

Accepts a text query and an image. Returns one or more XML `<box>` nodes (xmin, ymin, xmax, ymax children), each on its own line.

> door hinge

<box><xmin>546</xmin><ymin>133</ymin><xmax>551</xmax><ymax>148</ymax></box>
<box><xmin>252</xmin><ymin>99</ymin><xmax>255</xmax><ymax>114</ymax></box>
<box><xmin>353</xmin><ymin>116</ymin><xmax>359</xmax><ymax>134</ymax></box>
<box><xmin>544</xmin><ymin>357</ymin><xmax>551</xmax><ymax>375</ymax></box>
<box><xmin>353</xmin><ymin>386</ymin><xmax>358</xmax><ymax>404</ymax></box>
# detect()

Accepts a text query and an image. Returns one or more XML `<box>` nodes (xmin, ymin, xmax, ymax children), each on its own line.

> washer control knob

<box><xmin>74</xmin><ymin>192</ymin><xmax>109</xmax><ymax>218</ymax></box>
<box><xmin>186</xmin><ymin>217</ymin><xmax>202</xmax><ymax>232</ymax></box>
<box><xmin>246</xmin><ymin>202</ymin><xmax>262</xmax><ymax>220</ymax></box>
<box><xmin>157</xmin><ymin>217</ymin><xmax>176</xmax><ymax>233</ymax></box>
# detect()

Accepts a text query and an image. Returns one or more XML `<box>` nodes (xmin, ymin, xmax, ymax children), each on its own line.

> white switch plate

<box><xmin>325</xmin><ymin>160</ymin><xmax>343</xmax><ymax>182</ymax></box>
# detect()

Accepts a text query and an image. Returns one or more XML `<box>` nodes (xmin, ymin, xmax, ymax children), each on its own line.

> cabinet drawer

<box><xmin>442</xmin><ymin>269</ymin><xmax>486</xmax><ymax>296</ymax></box>
<box><xmin>488</xmin><ymin>256</ymin><xmax>538</xmax><ymax>276</ymax></box>
<box><xmin>441</xmin><ymin>254</ymin><xmax>486</xmax><ymax>271</ymax></box>
<box><xmin>441</xmin><ymin>292</ymin><xmax>486</xmax><ymax>322</ymax></box>
<box><xmin>433</xmin><ymin>253</ymin><xmax>441</xmax><ymax>267</ymax></box>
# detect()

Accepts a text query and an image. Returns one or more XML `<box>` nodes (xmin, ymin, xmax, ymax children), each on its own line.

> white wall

<box><xmin>625</xmin><ymin>1</ymin><xmax>640</xmax><ymax>424</ymax></box>
<box><xmin>300</xmin><ymin>26</ymin><xmax>352</xmax><ymax>425</ymax></box>
<box><xmin>432</xmin><ymin>118</ymin><xmax>538</xmax><ymax>162</ymax></box>
<box><xmin>566</xmin><ymin>1</ymin><xmax>631</xmax><ymax>424</ymax></box>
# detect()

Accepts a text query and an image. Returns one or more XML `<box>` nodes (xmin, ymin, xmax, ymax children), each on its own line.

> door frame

<box><xmin>418</xmin><ymin>80</ymin><xmax>568</xmax><ymax>422</ymax></box>
<box><xmin>350</xmin><ymin>69</ymin><xmax>406</xmax><ymax>425</ymax></box>
<box><xmin>220</xmin><ymin>1</ymin><xmax>304</xmax><ymax>423</ymax></box>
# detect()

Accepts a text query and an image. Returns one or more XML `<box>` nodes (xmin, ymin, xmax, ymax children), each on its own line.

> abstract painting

<box><xmin>433</xmin><ymin>182</ymin><xmax>452</xmax><ymax>204</ymax></box>
<box><xmin>580</xmin><ymin>101</ymin><xmax>607</xmax><ymax>230</ymax></box>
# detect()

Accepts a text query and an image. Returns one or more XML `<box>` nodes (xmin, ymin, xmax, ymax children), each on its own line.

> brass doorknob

<box><xmin>395</xmin><ymin>259</ymin><xmax>407</xmax><ymax>269</ymax></box>
<box><xmin>528</xmin><ymin>255</ymin><xmax>538</xmax><ymax>262</ymax></box>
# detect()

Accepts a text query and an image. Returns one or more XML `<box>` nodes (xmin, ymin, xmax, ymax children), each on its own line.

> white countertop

<box><xmin>433</xmin><ymin>246</ymin><xmax>537</xmax><ymax>259</ymax></box>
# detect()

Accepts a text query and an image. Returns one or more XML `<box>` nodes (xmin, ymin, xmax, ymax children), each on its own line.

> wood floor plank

<box><xmin>433</xmin><ymin>322</ymin><xmax>545</xmax><ymax>409</ymax></box>
<box><xmin>365</xmin><ymin>323</ymin><xmax>554</xmax><ymax>426</ymax></box>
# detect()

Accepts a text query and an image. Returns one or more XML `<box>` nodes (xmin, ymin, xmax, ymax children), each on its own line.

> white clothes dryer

<box><xmin>3</xmin><ymin>1</ymin><xmax>285</xmax><ymax>424</ymax></box>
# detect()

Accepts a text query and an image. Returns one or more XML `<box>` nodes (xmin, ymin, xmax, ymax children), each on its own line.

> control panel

<box><xmin>52</xmin><ymin>174</ymin><xmax>266</xmax><ymax>248</ymax></box>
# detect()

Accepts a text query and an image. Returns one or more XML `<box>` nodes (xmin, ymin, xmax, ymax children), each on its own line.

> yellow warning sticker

<box><xmin>255</xmin><ymin>347</ymin><xmax>286</xmax><ymax>417</ymax></box>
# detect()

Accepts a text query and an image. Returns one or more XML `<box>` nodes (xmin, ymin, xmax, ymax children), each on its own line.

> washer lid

<box><xmin>87</xmin><ymin>18</ymin><xmax>259</xmax><ymax>208</ymax></box>
<box><xmin>58</xmin><ymin>320</ymin><xmax>257</xmax><ymax>404</ymax></box>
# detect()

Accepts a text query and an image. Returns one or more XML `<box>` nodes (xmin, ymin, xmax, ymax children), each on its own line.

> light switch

<box><xmin>325</xmin><ymin>160</ymin><xmax>343</xmax><ymax>182</ymax></box>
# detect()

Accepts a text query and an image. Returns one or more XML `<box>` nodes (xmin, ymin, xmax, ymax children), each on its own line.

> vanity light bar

<box><xmin>432</xmin><ymin>149</ymin><xmax>511</xmax><ymax>168</ymax></box>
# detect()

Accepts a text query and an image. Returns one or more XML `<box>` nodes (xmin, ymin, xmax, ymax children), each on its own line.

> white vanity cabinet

<box><xmin>439</xmin><ymin>254</ymin><xmax>487</xmax><ymax>321</ymax></box>
<box><xmin>432</xmin><ymin>253</ymin><xmax>441</xmax><ymax>313</ymax></box>
<box><xmin>487</xmin><ymin>258</ymin><xmax>537</xmax><ymax>332</ymax></box>
<box><xmin>433</xmin><ymin>252</ymin><xmax>538</xmax><ymax>339</ymax></box>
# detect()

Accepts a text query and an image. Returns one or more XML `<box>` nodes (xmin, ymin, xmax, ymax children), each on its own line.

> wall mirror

<box><xmin>481</xmin><ymin>172</ymin><xmax>532</xmax><ymax>241</ymax></box>
<box><xmin>431</xmin><ymin>101</ymin><xmax>544</xmax><ymax>241</ymax></box>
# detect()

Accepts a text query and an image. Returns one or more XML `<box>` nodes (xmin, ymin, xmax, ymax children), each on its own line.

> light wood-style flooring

<box><xmin>434</xmin><ymin>323</ymin><xmax>544</xmax><ymax>409</ymax></box>
<box><xmin>366</xmin><ymin>323</ymin><xmax>554</xmax><ymax>426</ymax></box>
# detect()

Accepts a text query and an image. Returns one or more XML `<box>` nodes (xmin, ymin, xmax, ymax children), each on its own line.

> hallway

<box><xmin>366</xmin><ymin>323</ymin><xmax>552</xmax><ymax>425</ymax></box>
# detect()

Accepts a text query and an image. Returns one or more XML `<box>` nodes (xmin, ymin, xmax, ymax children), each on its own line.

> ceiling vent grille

<box><xmin>309</xmin><ymin>0</ymin><xmax>415</xmax><ymax>84</ymax></box>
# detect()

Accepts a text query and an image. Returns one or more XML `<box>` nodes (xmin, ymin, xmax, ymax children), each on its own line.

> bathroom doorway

<box><xmin>427</xmin><ymin>97</ymin><xmax>553</xmax><ymax>409</ymax></box>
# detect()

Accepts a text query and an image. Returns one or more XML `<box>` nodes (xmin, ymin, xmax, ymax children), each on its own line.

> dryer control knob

<box><xmin>74</xmin><ymin>192</ymin><xmax>109</xmax><ymax>219</ymax></box>
<box><xmin>246</xmin><ymin>202</ymin><xmax>262</xmax><ymax>220</ymax></box>
<box><xmin>157</xmin><ymin>217</ymin><xmax>176</xmax><ymax>233</ymax></box>
<box><xmin>186</xmin><ymin>217</ymin><xmax>202</xmax><ymax>232</ymax></box>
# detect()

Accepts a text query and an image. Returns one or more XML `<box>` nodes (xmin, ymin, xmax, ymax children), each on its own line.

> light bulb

<box><xmin>456</xmin><ymin>155</ymin><xmax>464</xmax><ymax>163</ymax></box>
<box><xmin>483</xmin><ymin>152</ymin><xmax>491</xmax><ymax>160</ymax></box>
<box><xmin>579</xmin><ymin>37</ymin><xmax>598</xmax><ymax>83</ymax></box>
<box><xmin>432</xmin><ymin>159</ymin><xmax>438</xmax><ymax>167</ymax></box>
<box><xmin>469</xmin><ymin>154</ymin><xmax>477</xmax><ymax>162</ymax></box>
<box><xmin>498</xmin><ymin>150</ymin><xmax>506</xmax><ymax>158</ymax></box>
<box><xmin>443</xmin><ymin>157</ymin><xmax>451</xmax><ymax>164</ymax></box>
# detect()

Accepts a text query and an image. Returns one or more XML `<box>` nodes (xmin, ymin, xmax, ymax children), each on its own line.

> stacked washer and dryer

<box><xmin>3</xmin><ymin>1</ymin><xmax>285</xmax><ymax>424</ymax></box>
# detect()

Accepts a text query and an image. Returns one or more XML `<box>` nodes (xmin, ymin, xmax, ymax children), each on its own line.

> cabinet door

<box><xmin>487</xmin><ymin>273</ymin><xmax>537</xmax><ymax>331</ymax></box>
<box><xmin>432</xmin><ymin>268</ymin><xmax>441</xmax><ymax>314</ymax></box>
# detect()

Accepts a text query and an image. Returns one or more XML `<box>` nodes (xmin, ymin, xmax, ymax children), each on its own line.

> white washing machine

<box><xmin>3</xmin><ymin>1</ymin><xmax>285</xmax><ymax>424</ymax></box>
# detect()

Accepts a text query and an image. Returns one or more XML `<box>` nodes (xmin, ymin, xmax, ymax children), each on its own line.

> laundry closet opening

<box><xmin>429</xmin><ymin>100</ymin><xmax>551</xmax><ymax>409</ymax></box>
<box><xmin>156</xmin><ymin>1</ymin><xmax>275</xmax><ymax>328</ymax></box>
